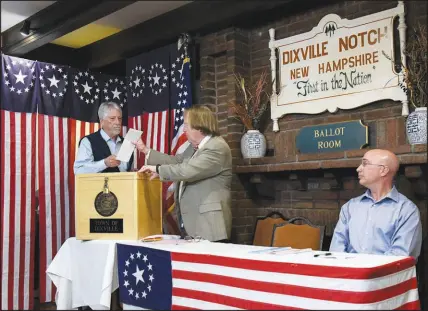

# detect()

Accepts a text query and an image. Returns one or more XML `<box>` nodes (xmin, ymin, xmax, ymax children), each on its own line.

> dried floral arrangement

<box><xmin>383</xmin><ymin>23</ymin><xmax>427</xmax><ymax>108</ymax></box>
<box><xmin>229</xmin><ymin>70</ymin><xmax>273</xmax><ymax>131</ymax></box>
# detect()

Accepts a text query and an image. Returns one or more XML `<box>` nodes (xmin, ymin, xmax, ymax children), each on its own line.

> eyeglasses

<box><xmin>360</xmin><ymin>160</ymin><xmax>387</xmax><ymax>169</ymax></box>
<box><xmin>183</xmin><ymin>235</ymin><xmax>202</xmax><ymax>243</ymax></box>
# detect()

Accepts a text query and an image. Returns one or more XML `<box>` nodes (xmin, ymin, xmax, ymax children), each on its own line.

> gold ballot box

<box><xmin>75</xmin><ymin>172</ymin><xmax>162</xmax><ymax>240</ymax></box>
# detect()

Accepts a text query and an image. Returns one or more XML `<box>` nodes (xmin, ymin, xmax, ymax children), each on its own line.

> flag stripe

<box><xmin>48</xmin><ymin>116</ymin><xmax>58</xmax><ymax>300</ymax></box>
<box><xmin>1</xmin><ymin>111</ymin><xmax>36</xmax><ymax>309</ymax></box>
<box><xmin>38</xmin><ymin>115</ymin><xmax>76</xmax><ymax>303</ymax></box>
<box><xmin>58</xmin><ymin>119</ymin><xmax>66</xmax><ymax>250</ymax></box>
<box><xmin>172</xmin><ymin>279</ymin><xmax>419</xmax><ymax>310</ymax></box>
<box><xmin>9</xmin><ymin>111</ymin><xmax>17</xmax><ymax>309</ymax></box>
<box><xmin>172</xmin><ymin>295</ymin><xmax>243</xmax><ymax>310</ymax></box>
<box><xmin>63</xmin><ymin>120</ymin><xmax>70</xmax><ymax>241</ymax></box>
<box><xmin>38</xmin><ymin>114</ymin><xmax>48</xmax><ymax>303</ymax></box>
<box><xmin>172</xmin><ymin>261</ymin><xmax>414</xmax><ymax>292</ymax></box>
<box><xmin>147</xmin><ymin>114</ymin><xmax>154</xmax><ymax>152</ymax></box>
<box><xmin>28</xmin><ymin>113</ymin><xmax>37</xmax><ymax>310</ymax></box>
<box><xmin>153</xmin><ymin>113</ymin><xmax>159</xmax><ymax>151</ymax></box>
<box><xmin>171</xmin><ymin>253</ymin><xmax>415</xmax><ymax>279</ymax></box>
<box><xmin>0</xmin><ymin>111</ymin><xmax>4</xmax><ymax>309</ymax></box>
<box><xmin>18</xmin><ymin>113</ymin><xmax>26</xmax><ymax>309</ymax></box>
<box><xmin>68</xmin><ymin>119</ymin><xmax>76</xmax><ymax>239</ymax></box>
<box><xmin>1</xmin><ymin>110</ymin><xmax>11</xmax><ymax>310</ymax></box>
<box><xmin>173</xmin><ymin>269</ymin><xmax>417</xmax><ymax>304</ymax></box>
<box><xmin>395</xmin><ymin>300</ymin><xmax>421</xmax><ymax>310</ymax></box>
<box><xmin>39</xmin><ymin>115</ymin><xmax>53</xmax><ymax>301</ymax></box>
<box><xmin>172</xmin><ymin>288</ymin><xmax>298</xmax><ymax>310</ymax></box>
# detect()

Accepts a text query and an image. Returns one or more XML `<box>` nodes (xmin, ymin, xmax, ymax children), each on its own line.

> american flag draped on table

<box><xmin>126</xmin><ymin>43</ymin><xmax>193</xmax><ymax>233</ymax></box>
<box><xmin>117</xmin><ymin>243</ymin><xmax>420</xmax><ymax>310</ymax></box>
<box><xmin>1</xmin><ymin>54</ymin><xmax>38</xmax><ymax>310</ymax></box>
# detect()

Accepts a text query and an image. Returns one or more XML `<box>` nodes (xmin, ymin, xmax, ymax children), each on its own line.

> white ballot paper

<box><xmin>115</xmin><ymin>128</ymin><xmax>143</xmax><ymax>162</ymax></box>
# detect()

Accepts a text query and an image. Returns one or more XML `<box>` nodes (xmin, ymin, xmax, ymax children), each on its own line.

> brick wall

<box><xmin>196</xmin><ymin>0</ymin><xmax>427</xmax><ymax>304</ymax></box>
<box><xmin>197</xmin><ymin>0</ymin><xmax>427</xmax><ymax>243</ymax></box>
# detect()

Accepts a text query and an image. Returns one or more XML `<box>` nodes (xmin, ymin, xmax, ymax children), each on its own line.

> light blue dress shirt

<box><xmin>330</xmin><ymin>186</ymin><xmax>422</xmax><ymax>259</ymax></box>
<box><xmin>73</xmin><ymin>129</ymin><xmax>131</xmax><ymax>174</ymax></box>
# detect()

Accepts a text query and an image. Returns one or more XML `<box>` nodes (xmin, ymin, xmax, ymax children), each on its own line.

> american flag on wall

<box><xmin>165</xmin><ymin>45</ymin><xmax>193</xmax><ymax>232</ymax></box>
<box><xmin>117</xmin><ymin>244</ymin><xmax>420</xmax><ymax>310</ymax></box>
<box><xmin>36</xmin><ymin>60</ymin><xmax>73</xmax><ymax>303</ymax></box>
<box><xmin>126</xmin><ymin>43</ymin><xmax>193</xmax><ymax>234</ymax></box>
<box><xmin>1</xmin><ymin>54</ymin><xmax>38</xmax><ymax>310</ymax></box>
<box><xmin>170</xmin><ymin>46</ymin><xmax>192</xmax><ymax>155</ymax></box>
<box><xmin>37</xmin><ymin>65</ymin><xmax>129</xmax><ymax>303</ymax></box>
<box><xmin>127</xmin><ymin>44</ymin><xmax>174</xmax><ymax>169</ymax></box>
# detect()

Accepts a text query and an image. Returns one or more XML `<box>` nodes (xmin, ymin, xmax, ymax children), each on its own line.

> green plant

<box><xmin>229</xmin><ymin>70</ymin><xmax>273</xmax><ymax>131</ymax></box>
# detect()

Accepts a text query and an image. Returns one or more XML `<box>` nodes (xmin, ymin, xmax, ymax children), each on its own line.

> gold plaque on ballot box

<box><xmin>75</xmin><ymin>172</ymin><xmax>162</xmax><ymax>240</ymax></box>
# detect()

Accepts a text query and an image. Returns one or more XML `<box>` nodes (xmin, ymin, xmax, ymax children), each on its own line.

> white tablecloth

<box><xmin>47</xmin><ymin>239</ymin><xmax>119</xmax><ymax>310</ymax></box>
<box><xmin>47</xmin><ymin>237</ymin><xmax>420</xmax><ymax>310</ymax></box>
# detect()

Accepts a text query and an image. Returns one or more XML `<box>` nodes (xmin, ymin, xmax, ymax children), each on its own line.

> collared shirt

<box><xmin>195</xmin><ymin>135</ymin><xmax>211</xmax><ymax>151</ymax></box>
<box><xmin>73</xmin><ymin>129</ymin><xmax>129</xmax><ymax>174</ymax></box>
<box><xmin>330</xmin><ymin>186</ymin><xmax>422</xmax><ymax>259</ymax></box>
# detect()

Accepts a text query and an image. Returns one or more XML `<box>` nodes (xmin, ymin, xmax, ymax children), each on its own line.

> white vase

<box><xmin>406</xmin><ymin>107</ymin><xmax>427</xmax><ymax>145</ymax></box>
<box><xmin>241</xmin><ymin>130</ymin><xmax>267</xmax><ymax>158</ymax></box>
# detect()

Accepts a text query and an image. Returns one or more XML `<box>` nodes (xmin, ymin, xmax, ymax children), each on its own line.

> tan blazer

<box><xmin>147</xmin><ymin>136</ymin><xmax>232</xmax><ymax>241</ymax></box>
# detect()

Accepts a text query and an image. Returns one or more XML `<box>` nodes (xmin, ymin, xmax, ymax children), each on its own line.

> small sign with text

<box><xmin>296</xmin><ymin>120</ymin><xmax>368</xmax><ymax>154</ymax></box>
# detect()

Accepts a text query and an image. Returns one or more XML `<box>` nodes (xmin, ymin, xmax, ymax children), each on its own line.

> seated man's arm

<box><xmin>384</xmin><ymin>203</ymin><xmax>422</xmax><ymax>259</ymax></box>
<box><xmin>329</xmin><ymin>202</ymin><xmax>351</xmax><ymax>253</ymax></box>
<box><xmin>73</xmin><ymin>138</ymin><xmax>108</xmax><ymax>174</ymax></box>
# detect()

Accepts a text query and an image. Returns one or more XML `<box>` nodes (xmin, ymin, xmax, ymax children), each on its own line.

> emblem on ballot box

<box><xmin>90</xmin><ymin>177</ymin><xmax>123</xmax><ymax>234</ymax></box>
<box><xmin>94</xmin><ymin>177</ymin><xmax>118</xmax><ymax>217</ymax></box>
<box><xmin>75</xmin><ymin>172</ymin><xmax>162</xmax><ymax>239</ymax></box>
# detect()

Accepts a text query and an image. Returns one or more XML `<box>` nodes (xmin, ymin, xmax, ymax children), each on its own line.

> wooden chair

<box><xmin>271</xmin><ymin>216</ymin><xmax>325</xmax><ymax>250</ymax></box>
<box><xmin>252</xmin><ymin>211</ymin><xmax>287</xmax><ymax>246</ymax></box>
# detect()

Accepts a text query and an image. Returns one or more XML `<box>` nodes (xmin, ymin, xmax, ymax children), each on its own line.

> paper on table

<box><xmin>116</xmin><ymin>128</ymin><xmax>143</xmax><ymax>162</ymax></box>
<box><xmin>248</xmin><ymin>247</ymin><xmax>291</xmax><ymax>254</ymax></box>
<box><xmin>141</xmin><ymin>234</ymin><xmax>182</xmax><ymax>242</ymax></box>
<box><xmin>270</xmin><ymin>248</ymin><xmax>313</xmax><ymax>255</ymax></box>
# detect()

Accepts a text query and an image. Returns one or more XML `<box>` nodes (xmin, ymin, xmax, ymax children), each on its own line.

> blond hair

<box><xmin>185</xmin><ymin>105</ymin><xmax>219</xmax><ymax>136</ymax></box>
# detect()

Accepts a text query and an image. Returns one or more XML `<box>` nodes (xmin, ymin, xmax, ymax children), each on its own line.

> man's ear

<box><xmin>381</xmin><ymin>165</ymin><xmax>390</xmax><ymax>177</ymax></box>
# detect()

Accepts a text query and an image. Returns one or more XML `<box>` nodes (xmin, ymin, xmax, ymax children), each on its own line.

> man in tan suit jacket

<box><xmin>135</xmin><ymin>105</ymin><xmax>232</xmax><ymax>242</ymax></box>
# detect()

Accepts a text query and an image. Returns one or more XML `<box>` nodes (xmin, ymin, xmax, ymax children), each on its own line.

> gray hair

<box><xmin>98</xmin><ymin>102</ymin><xmax>122</xmax><ymax>121</ymax></box>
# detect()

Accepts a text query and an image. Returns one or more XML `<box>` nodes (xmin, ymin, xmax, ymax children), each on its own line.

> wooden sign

<box><xmin>296</xmin><ymin>120</ymin><xmax>368</xmax><ymax>154</ymax></box>
<box><xmin>268</xmin><ymin>1</ymin><xmax>408</xmax><ymax>131</ymax></box>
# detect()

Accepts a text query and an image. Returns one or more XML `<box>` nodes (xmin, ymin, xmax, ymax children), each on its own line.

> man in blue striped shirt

<box><xmin>330</xmin><ymin>149</ymin><xmax>422</xmax><ymax>260</ymax></box>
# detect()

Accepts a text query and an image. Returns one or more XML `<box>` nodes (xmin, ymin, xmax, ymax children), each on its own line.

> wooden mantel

<box><xmin>234</xmin><ymin>145</ymin><xmax>427</xmax><ymax>174</ymax></box>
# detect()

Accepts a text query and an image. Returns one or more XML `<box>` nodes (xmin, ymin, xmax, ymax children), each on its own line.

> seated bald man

<box><xmin>330</xmin><ymin>149</ymin><xmax>422</xmax><ymax>259</ymax></box>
